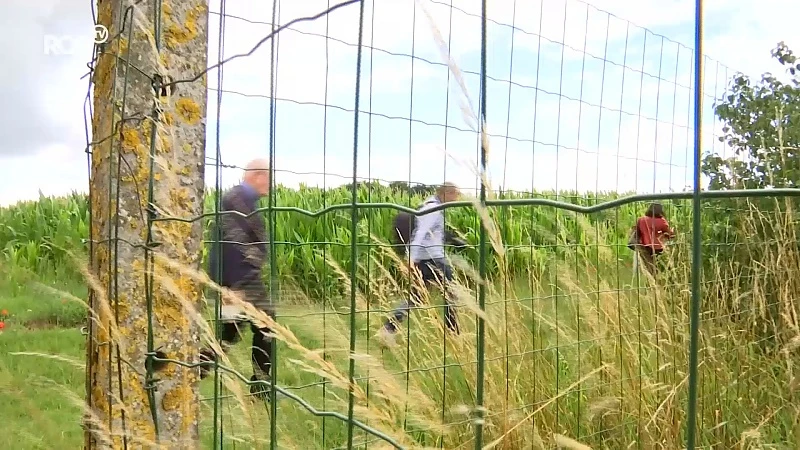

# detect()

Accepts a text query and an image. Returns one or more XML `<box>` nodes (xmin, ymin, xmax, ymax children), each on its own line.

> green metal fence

<box><xmin>80</xmin><ymin>0</ymin><xmax>800</xmax><ymax>448</ymax></box>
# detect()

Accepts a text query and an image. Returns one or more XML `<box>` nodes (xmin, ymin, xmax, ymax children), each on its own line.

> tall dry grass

<box><xmin>51</xmin><ymin>187</ymin><xmax>800</xmax><ymax>449</ymax></box>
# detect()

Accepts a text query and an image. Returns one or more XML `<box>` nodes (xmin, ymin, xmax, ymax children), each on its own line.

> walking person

<box><xmin>377</xmin><ymin>182</ymin><xmax>467</xmax><ymax>348</ymax></box>
<box><xmin>200</xmin><ymin>158</ymin><xmax>275</xmax><ymax>401</ymax></box>
<box><xmin>630</xmin><ymin>202</ymin><xmax>675</xmax><ymax>277</ymax></box>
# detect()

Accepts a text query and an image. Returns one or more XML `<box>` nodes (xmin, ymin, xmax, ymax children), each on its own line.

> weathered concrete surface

<box><xmin>86</xmin><ymin>0</ymin><xmax>208</xmax><ymax>447</ymax></box>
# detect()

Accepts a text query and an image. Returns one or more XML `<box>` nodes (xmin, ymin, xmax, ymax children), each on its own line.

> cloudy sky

<box><xmin>1</xmin><ymin>0</ymin><xmax>798</xmax><ymax>206</ymax></box>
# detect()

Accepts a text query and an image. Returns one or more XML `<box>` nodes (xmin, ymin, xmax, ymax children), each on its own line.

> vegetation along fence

<box><xmin>2</xmin><ymin>0</ymin><xmax>799</xmax><ymax>448</ymax></box>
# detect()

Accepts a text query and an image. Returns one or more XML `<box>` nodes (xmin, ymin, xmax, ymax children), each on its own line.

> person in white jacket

<box><xmin>377</xmin><ymin>182</ymin><xmax>466</xmax><ymax>348</ymax></box>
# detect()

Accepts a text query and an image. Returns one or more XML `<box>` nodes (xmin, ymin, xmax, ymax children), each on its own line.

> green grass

<box><xmin>1</xmin><ymin>189</ymin><xmax>799</xmax><ymax>449</ymax></box>
<box><xmin>0</xmin><ymin>277</ymin><xmax>86</xmax><ymax>449</ymax></box>
<box><xmin>1</xmin><ymin>328</ymin><xmax>86</xmax><ymax>447</ymax></box>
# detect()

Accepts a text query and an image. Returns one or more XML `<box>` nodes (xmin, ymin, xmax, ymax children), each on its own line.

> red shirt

<box><xmin>636</xmin><ymin>216</ymin><xmax>672</xmax><ymax>250</ymax></box>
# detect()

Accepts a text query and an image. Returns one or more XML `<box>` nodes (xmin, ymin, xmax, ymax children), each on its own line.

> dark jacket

<box><xmin>392</xmin><ymin>211</ymin><xmax>415</xmax><ymax>254</ymax></box>
<box><xmin>207</xmin><ymin>184</ymin><xmax>268</xmax><ymax>290</ymax></box>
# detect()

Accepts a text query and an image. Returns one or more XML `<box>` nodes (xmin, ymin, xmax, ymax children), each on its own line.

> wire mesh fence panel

<box><xmin>70</xmin><ymin>0</ymin><xmax>800</xmax><ymax>448</ymax></box>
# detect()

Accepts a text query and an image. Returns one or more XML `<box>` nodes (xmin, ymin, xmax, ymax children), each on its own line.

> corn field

<box><xmin>0</xmin><ymin>184</ymin><xmax>714</xmax><ymax>299</ymax></box>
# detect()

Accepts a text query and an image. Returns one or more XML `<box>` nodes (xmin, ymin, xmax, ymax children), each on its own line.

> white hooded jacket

<box><xmin>408</xmin><ymin>195</ymin><xmax>445</xmax><ymax>262</ymax></box>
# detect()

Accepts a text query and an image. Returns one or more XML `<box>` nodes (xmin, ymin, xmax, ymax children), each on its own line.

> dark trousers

<box><xmin>222</xmin><ymin>320</ymin><xmax>273</xmax><ymax>378</ymax></box>
<box><xmin>384</xmin><ymin>258</ymin><xmax>459</xmax><ymax>333</ymax></box>
<box><xmin>199</xmin><ymin>292</ymin><xmax>274</xmax><ymax>382</ymax></box>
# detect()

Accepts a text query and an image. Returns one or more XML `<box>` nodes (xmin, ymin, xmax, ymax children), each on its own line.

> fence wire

<box><xmin>75</xmin><ymin>0</ymin><xmax>800</xmax><ymax>448</ymax></box>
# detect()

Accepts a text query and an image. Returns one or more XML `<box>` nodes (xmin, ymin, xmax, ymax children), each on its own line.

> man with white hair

<box><xmin>200</xmin><ymin>158</ymin><xmax>274</xmax><ymax>401</ymax></box>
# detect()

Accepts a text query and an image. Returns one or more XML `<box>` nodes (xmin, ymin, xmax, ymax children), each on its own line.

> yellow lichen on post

<box><xmin>120</xmin><ymin>128</ymin><xmax>142</xmax><ymax>151</ymax></box>
<box><xmin>175</xmin><ymin>98</ymin><xmax>201</xmax><ymax>124</ymax></box>
<box><xmin>86</xmin><ymin>0</ymin><xmax>209</xmax><ymax>448</ymax></box>
<box><xmin>164</xmin><ymin>3</ymin><xmax>205</xmax><ymax>50</ymax></box>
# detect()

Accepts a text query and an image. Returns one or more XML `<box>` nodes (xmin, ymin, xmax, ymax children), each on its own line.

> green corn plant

<box><xmin>1</xmin><ymin>184</ymin><xmax>713</xmax><ymax>301</ymax></box>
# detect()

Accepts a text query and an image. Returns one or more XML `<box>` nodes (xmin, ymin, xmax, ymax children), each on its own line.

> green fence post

<box><xmin>686</xmin><ymin>0</ymin><xmax>705</xmax><ymax>447</ymax></box>
<box><xmin>474</xmin><ymin>0</ymin><xmax>489</xmax><ymax>448</ymax></box>
<box><xmin>346</xmin><ymin>1</ymin><xmax>367</xmax><ymax>448</ymax></box>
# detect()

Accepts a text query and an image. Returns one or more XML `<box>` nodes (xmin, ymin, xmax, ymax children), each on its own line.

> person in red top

<box><xmin>634</xmin><ymin>202</ymin><xmax>675</xmax><ymax>275</ymax></box>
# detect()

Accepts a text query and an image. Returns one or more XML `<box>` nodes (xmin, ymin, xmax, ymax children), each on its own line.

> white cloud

<box><xmin>0</xmin><ymin>144</ymin><xmax>88</xmax><ymax>206</ymax></box>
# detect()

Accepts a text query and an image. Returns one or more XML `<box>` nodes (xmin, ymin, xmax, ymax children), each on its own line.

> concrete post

<box><xmin>86</xmin><ymin>0</ymin><xmax>208</xmax><ymax>447</ymax></box>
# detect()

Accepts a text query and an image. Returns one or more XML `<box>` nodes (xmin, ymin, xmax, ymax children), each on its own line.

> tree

<box><xmin>700</xmin><ymin>42</ymin><xmax>800</xmax><ymax>330</ymax></box>
<box><xmin>86</xmin><ymin>0</ymin><xmax>208</xmax><ymax>447</ymax></box>
<box><xmin>703</xmin><ymin>42</ymin><xmax>800</xmax><ymax>189</ymax></box>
